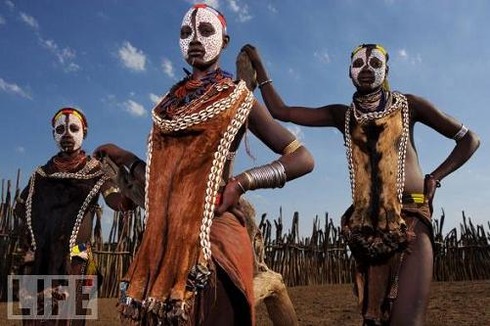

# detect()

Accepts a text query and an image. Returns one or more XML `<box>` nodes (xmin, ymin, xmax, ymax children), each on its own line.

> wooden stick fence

<box><xmin>1</xmin><ymin>174</ymin><xmax>490</xmax><ymax>299</ymax></box>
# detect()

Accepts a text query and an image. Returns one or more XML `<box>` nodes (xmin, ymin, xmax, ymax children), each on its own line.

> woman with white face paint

<box><xmin>14</xmin><ymin>107</ymin><xmax>134</xmax><ymax>325</ymax></box>
<box><xmin>94</xmin><ymin>3</ymin><xmax>314</xmax><ymax>325</ymax></box>
<box><xmin>242</xmin><ymin>43</ymin><xmax>480</xmax><ymax>325</ymax></box>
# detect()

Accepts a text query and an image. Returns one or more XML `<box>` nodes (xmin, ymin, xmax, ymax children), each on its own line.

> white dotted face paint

<box><xmin>53</xmin><ymin>113</ymin><xmax>84</xmax><ymax>152</ymax></box>
<box><xmin>179</xmin><ymin>7</ymin><xmax>224</xmax><ymax>64</ymax></box>
<box><xmin>350</xmin><ymin>48</ymin><xmax>387</xmax><ymax>90</ymax></box>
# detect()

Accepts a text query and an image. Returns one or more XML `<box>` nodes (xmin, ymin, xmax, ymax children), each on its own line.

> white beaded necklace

<box><xmin>25</xmin><ymin>158</ymin><xmax>109</xmax><ymax>254</ymax></box>
<box><xmin>147</xmin><ymin>80</ymin><xmax>254</xmax><ymax>262</ymax></box>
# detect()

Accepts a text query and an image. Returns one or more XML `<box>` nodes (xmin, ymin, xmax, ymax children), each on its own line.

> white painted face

<box><xmin>350</xmin><ymin>47</ymin><xmax>387</xmax><ymax>90</ymax></box>
<box><xmin>53</xmin><ymin>112</ymin><xmax>84</xmax><ymax>152</ymax></box>
<box><xmin>179</xmin><ymin>7</ymin><xmax>224</xmax><ymax>64</ymax></box>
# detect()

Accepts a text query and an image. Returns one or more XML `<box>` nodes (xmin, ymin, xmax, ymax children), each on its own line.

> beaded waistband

<box><xmin>402</xmin><ymin>193</ymin><xmax>425</xmax><ymax>204</ymax></box>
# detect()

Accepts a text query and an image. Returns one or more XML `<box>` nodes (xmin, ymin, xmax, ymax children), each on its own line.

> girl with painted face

<box><xmin>14</xmin><ymin>107</ymin><xmax>134</xmax><ymax>324</ymax></box>
<box><xmin>94</xmin><ymin>3</ymin><xmax>314</xmax><ymax>325</ymax></box>
<box><xmin>241</xmin><ymin>43</ymin><xmax>480</xmax><ymax>325</ymax></box>
<box><xmin>52</xmin><ymin>107</ymin><xmax>87</xmax><ymax>153</ymax></box>
<box><xmin>179</xmin><ymin>4</ymin><xmax>229</xmax><ymax>70</ymax></box>
<box><xmin>349</xmin><ymin>44</ymin><xmax>389</xmax><ymax>93</ymax></box>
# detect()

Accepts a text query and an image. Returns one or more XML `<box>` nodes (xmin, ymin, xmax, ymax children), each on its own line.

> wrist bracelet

<box><xmin>282</xmin><ymin>138</ymin><xmax>302</xmax><ymax>155</ymax></box>
<box><xmin>127</xmin><ymin>158</ymin><xmax>144</xmax><ymax>176</ymax></box>
<box><xmin>230</xmin><ymin>177</ymin><xmax>246</xmax><ymax>194</ymax></box>
<box><xmin>425</xmin><ymin>174</ymin><xmax>441</xmax><ymax>188</ymax></box>
<box><xmin>258</xmin><ymin>79</ymin><xmax>272</xmax><ymax>89</ymax></box>
<box><xmin>103</xmin><ymin>186</ymin><xmax>121</xmax><ymax>198</ymax></box>
<box><xmin>452</xmin><ymin>124</ymin><xmax>468</xmax><ymax>141</ymax></box>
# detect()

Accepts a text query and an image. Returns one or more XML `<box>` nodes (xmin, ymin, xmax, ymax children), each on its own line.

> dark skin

<box><xmin>242</xmin><ymin>44</ymin><xmax>480</xmax><ymax>211</ymax></box>
<box><xmin>95</xmin><ymin>11</ymin><xmax>314</xmax><ymax>221</ymax></box>
<box><xmin>242</xmin><ymin>44</ymin><xmax>480</xmax><ymax>325</ymax></box>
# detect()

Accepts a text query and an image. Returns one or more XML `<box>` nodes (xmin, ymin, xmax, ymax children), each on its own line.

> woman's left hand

<box><xmin>215</xmin><ymin>179</ymin><xmax>246</xmax><ymax>225</ymax></box>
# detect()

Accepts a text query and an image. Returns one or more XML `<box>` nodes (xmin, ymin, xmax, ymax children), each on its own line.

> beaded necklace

<box><xmin>345</xmin><ymin>91</ymin><xmax>410</xmax><ymax>204</ymax></box>
<box><xmin>156</xmin><ymin>68</ymin><xmax>233</xmax><ymax>118</ymax></box>
<box><xmin>52</xmin><ymin>151</ymin><xmax>87</xmax><ymax>172</ymax></box>
<box><xmin>352</xmin><ymin>88</ymin><xmax>384</xmax><ymax>113</ymax></box>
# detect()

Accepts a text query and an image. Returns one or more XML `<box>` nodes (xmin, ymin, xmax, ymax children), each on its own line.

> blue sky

<box><xmin>1</xmin><ymin>0</ymin><xmax>488</xmax><ymax>238</ymax></box>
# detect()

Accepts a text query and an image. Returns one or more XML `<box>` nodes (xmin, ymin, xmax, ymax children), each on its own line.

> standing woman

<box><xmin>95</xmin><ymin>4</ymin><xmax>314</xmax><ymax>325</ymax></box>
<box><xmin>15</xmin><ymin>107</ymin><xmax>132</xmax><ymax>325</ymax></box>
<box><xmin>242</xmin><ymin>43</ymin><xmax>480</xmax><ymax>325</ymax></box>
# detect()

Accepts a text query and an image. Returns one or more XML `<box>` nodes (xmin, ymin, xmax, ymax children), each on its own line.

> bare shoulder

<box><xmin>402</xmin><ymin>92</ymin><xmax>463</xmax><ymax>137</ymax></box>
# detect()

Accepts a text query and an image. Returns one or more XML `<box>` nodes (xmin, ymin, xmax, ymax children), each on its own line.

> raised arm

<box><xmin>241</xmin><ymin>44</ymin><xmax>347</xmax><ymax>129</ymax></box>
<box><xmin>408</xmin><ymin>93</ymin><xmax>480</xmax><ymax>198</ymax></box>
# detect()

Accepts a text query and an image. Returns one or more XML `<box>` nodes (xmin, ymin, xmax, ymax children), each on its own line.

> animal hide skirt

<box><xmin>342</xmin><ymin>202</ymin><xmax>432</xmax><ymax>324</ymax></box>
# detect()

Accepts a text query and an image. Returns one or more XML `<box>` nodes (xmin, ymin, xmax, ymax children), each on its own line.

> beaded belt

<box><xmin>402</xmin><ymin>193</ymin><xmax>425</xmax><ymax>204</ymax></box>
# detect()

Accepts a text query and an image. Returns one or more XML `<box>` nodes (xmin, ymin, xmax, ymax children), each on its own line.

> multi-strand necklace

<box><xmin>345</xmin><ymin>90</ymin><xmax>410</xmax><ymax>204</ymax></box>
<box><xmin>155</xmin><ymin>68</ymin><xmax>234</xmax><ymax>119</ymax></box>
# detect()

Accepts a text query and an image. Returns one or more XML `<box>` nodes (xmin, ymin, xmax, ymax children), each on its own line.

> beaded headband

<box><xmin>192</xmin><ymin>3</ymin><xmax>228</xmax><ymax>35</ymax></box>
<box><xmin>351</xmin><ymin>44</ymin><xmax>389</xmax><ymax>61</ymax></box>
<box><xmin>51</xmin><ymin>107</ymin><xmax>88</xmax><ymax>131</ymax></box>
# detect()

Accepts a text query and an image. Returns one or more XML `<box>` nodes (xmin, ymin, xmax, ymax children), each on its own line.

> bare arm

<box><xmin>94</xmin><ymin>144</ymin><xmax>146</xmax><ymax>208</ymax></box>
<box><xmin>408</xmin><ymin>94</ymin><xmax>480</xmax><ymax>203</ymax></box>
<box><xmin>409</xmin><ymin>94</ymin><xmax>480</xmax><ymax>181</ymax></box>
<box><xmin>216</xmin><ymin>99</ymin><xmax>315</xmax><ymax>215</ymax></box>
<box><xmin>247</xmin><ymin>99</ymin><xmax>315</xmax><ymax>181</ymax></box>
<box><xmin>241</xmin><ymin>44</ymin><xmax>347</xmax><ymax>129</ymax></box>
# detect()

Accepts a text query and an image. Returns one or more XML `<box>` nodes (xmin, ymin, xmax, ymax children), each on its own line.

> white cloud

<box><xmin>149</xmin><ymin>93</ymin><xmax>162</xmax><ymax>104</ymax></box>
<box><xmin>161</xmin><ymin>58</ymin><xmax>175</xmax><ymax>78</ymax></box>
<box><xmin>19</xmin><ymin>12</ymin><xmax>39</xmax><ymax>30</ymax></box>
<box><xmin>314</xmin><ymin>50</ymin><xmax>331</xmax><ymax>64</ymax></box>
<box><xmin>123</xmin><ymin>99</ymin><xmax>146</xmax><ymax>117</ymax></box>
<box><xmin>39</xmin><ymin>38</ymin><xmax>80</xmax><ymax>72</ymax></box>
<box><xmin>287</xmin><ymin>67</ymin><xmax>300</xmax><ymax>80</ymax></box>
<box><xmin>15</xmin><ymin>8</ymin><xmax>79</xmax><ymax>73</ymax></box>
<box><xmin>16</xmin><ymin>146</ymin><xmax>25</xmax><ymax>154</ymax></box>
<box><xmin>5</xmin><ymin>1</ymin><xmax>14</xmax><ymax>10</ymax></box>
<box><xmin>398</xmin><ymin>49</ymin><xmax>408</xmax><ymax>59</ymax></box>
<box><xmin>118</xmin><ymin>41</ymin><xmax>146</xmax><ymax>72</ymax></box>
<box><xmin>0</xmin><ymin>15</ymin><xmax>5</xmax><ymax>25</ymax></box>
<box><xmin>226</xmin><ymin>0</ymin><xmax>252</xmax><ymax>22</ymax></box>
<box><xmin>267</xmin><ymin>4</ymin><xmax>278</xmax><ymax>13</ymax></box>
<box><xmin>396</xmin><ymin>48</ymin><xmax>422</xmax><ymax>65</ymax></box>
<box><xmin>0</xmin><ymin>77</ymin><xmax>32</xmax><ymax>99</ymax></box>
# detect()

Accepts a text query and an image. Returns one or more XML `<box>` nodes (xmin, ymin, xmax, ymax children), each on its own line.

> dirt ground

<box><xmin>1</xmin><ymin>281</ymin><xmax>489</xmax><ymax>325</ymax></box>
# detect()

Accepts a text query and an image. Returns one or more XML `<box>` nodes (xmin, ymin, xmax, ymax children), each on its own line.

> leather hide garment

<box><xmin>341</xmin><ymin>92</ymin><xmax>413</xmax><ymax>324</ymax></box>
<box><xmin>120</xmin><ymin>78</ymin><xmax>254</xmax><ymax>324</ymax></box>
